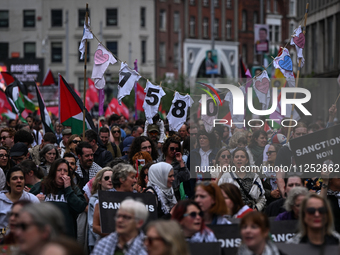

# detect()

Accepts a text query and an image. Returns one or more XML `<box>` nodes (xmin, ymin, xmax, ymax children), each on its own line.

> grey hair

<box><xmin>112</xmin><ymin>163</ymin><xmax>137</xmax><ymax>188</ymax></box>
<box><xmin>20</xmin><ymin>202</ymin><xmax>65</xmax><ymax>239</ymax></box>
<box><xmin>284</xmin><ymin>186</ymin><xmax>309</xmax><ymax>211</ymax></box>
<box><xmin>120</xmin><ymin>199</ymin><xmax>149</xmax><ymax>225</ymax></box>
<box><xmin>39</xmin><ymin>144</ymin><xmax>59</xmax><ymax>163</ymax></box>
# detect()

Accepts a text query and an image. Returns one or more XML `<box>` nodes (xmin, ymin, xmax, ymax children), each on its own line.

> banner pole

<box><xmin>286</xmin><ymin>3</ymin><xmax>309</xmax><ymax>142</ymax></box>
<box><xmin>82</xmin><ymin>3</ymin><xmax>89</xmax><ymax>140</ymax></box>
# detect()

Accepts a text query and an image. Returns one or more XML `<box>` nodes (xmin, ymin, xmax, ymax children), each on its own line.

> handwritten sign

<box><xmin>255</xmin><ymin>77</ymin><xmax>270</xmax><ymax>94</ymax></box>
<box><xmin>94</xmin><ymin>49</ymin><xmax>109</xmax><ymax>65</ymax></box>
<box><xmin>279</xmin><ymin>55</ymin><xmax>293</xmax><ymax>72</ymax></box>
<box><xmin>293</xmin><ymin>33</ymin><xmax>305</xmax><ymax>49</ymax></box>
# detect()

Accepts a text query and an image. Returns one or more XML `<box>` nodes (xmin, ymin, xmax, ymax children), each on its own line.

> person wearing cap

<box><xmin>59</xmin><ymin>129</ymin><xmax>72</xmax><ymax>150</ymax></box>
<box><xmin>99</xmin><ymin>127</ymin><xmax>121</xmax><ymax>159</ymax></box>
<box><xmin>147</xmin><ymin>124</ymin><xmax>160</xmax><ymax>143</ymax></box>
<box><xmin>29</xmin><ymin>132</ymin><xmax>58</xmax><ymax>165</ymax></box>
<box><xmin>120</xmin><ymin>136</ymin><xmax>135</xmax><ymax>161</ymax></box>
<box><xmin>10</xmin><ymin>142</ymin><xmax>30</xmax><ymax>165</ymax></box>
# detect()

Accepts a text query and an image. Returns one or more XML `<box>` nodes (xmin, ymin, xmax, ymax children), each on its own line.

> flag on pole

<box><xmin>136</xmin><ymin>83</ymin><xmax>145</xmax><ymax>111</ymax></box>
<box><xmin>58</xmin><ymin>74</ymin><xmax>95</xmax><ymax>135</ymax></box>
<box><xmin>79</xmin><ymin>17</ymin><xmax>93</xmax><ymax>60</ymax></box>
<box><xmin>42</xmin><ymin>69</ymin><xmax>56</xmax><ymax>86</ymax></box>
<box><xmin>85</xmin><ymin>78</ymin><xmax>98</xmax><ymax>112</ymax></box>
<box><xmin>105</xmin><ymin>97</ymin><xmax>129</xmax><ymax>120</ymax></box>
<box><xmin>34</xmin><ymin>82</ymin><xmax>54</xmax><ymax>134</ymax></box>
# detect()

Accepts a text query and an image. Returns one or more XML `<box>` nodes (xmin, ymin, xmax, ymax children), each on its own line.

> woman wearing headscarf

<box><xmin>144</xmin><ymin>162</ymin><xmax>177</xmax><ymax>218</ymax></box>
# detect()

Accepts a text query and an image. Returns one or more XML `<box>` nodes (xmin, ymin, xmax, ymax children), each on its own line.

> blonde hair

<box><xmin>146</xmin><ymin>220</ymin><xmax>189</xmax><ymax>255</ymax></box>
<box><xmin>228</xmin><ymin>131</ymin><xmax>247</xmax><ymax>149</ymax></box>
<box><xmin>91</xmin><ymin>167</ymin><xmax>114</xmax><ymax>195</ymax></box>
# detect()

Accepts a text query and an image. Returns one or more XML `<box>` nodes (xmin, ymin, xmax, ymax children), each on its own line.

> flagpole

<box><xmin>286</xmin><ymin>3</ymin><xmax>309</xmax><ymax>142</ymax></box>
<box><xmin>82</xmin><ymin>3</ymin><xmax>89</xmax><ymax>140</ymax></box>
<box><xmin>134</xmin><ymin>59</ymin><xmax>138</xmax><ymax>120</ymax></box>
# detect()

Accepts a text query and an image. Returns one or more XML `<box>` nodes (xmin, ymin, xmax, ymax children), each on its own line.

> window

<box><xmin>189</xmin><ymin>16</ymin><xmax>195</xmax><ymax>37</ymax></box>
<box><xmin>78</xmin><ymin>9</ymin><xmax>90</xmax><ymax>27</ymax></box>
<box><xmin>226</xmin><ymin>0</ymin><xmax>232</xmax><ymax>9</ymax></box>
<box><xmin>242</xmin><ymin>11</ymin><xmax>247</xmax><ymax>31</ymax></box>
<box><xmin>203</xmin><ymin>17</ymin><xmax>209</xmax><ymax>38</ymax></box>
<box><xmin>23</xmin><ymin>10</ymin><xmax>35</xmax><ymax>27</ymax></box>
<box><xmin>173</xmin><ymin>43</ymin><xmax>178</xmax><ymax>67</ymax></box>
<box><xmin>0</xmin><ymin>10</ymin><xmax>9</xmax><ymax>27</ymax></box>
<box><xmin>289</xmin><ymin>23</ymin><xmax>294</xmax><ymax>36</ymax></box>
<box><xmin>78</xmin><ymin>41</ymin><xmax>90</xmax><ymax>62</ymax></box>
<box><xmin>242</xmin><ymin>44</ymin><xmax>247</xmax><ymax>64</ymax></box>
<box><xmin>226</xmin><ymin>19</ymin><xmax>232</xmax><ymax>39</ymax></box>
<box><xmin>159</xmin><ymin>10</ymin><xmax>166</xmax><ymax>31</ymax></box>
<box><xmin>24</xmin><ymin>42</ymin><xmax>35</xmax><ymax>59</ymax></box>
<box><xmin>253</xmin><ymin>11</ymin><xmax>258</xmax><ymax>25</ymax></box>
<box><xmin>274</xmin><ymin>25</ymin><xmax>279</xmax><ymax>42</ymax></box>
<box><xmin>289</xmin><ymin>0</ymin><xmax>295</xmax><ymax>15</ymax></box>
<box><xmin>141</xmin><ymin>7</ymin><xmax>146</xmax><ymax>27</ymax></box>
<box><xmin>174</xmin><ymin>11</ymin><xmax>180</xmax><ymax>32</ymax></box>
<box><xmin>190</xmin><ymin>0</ymin><xmax>195</xmax><ymax>5</ymax></box>
<box><xmin>141</xmin><ymin>40</ymin><xmax>146</xmax><ymax>64</ymax></box>
<box><xmin>214</xmin><ymin>18</ymin><xmax>219</xmax><ymax>38</ymax></box>
<box><xmin>51</xmin><ymin>10</ymin><xmax>62</xmax><ymax>27</ymax></box>
<box><xmin>106</xmin><ymin>9</ymin><xmax>118</xmax><ymax>26</ymax></box>
<box><xmin>51</xmin><ymin>42</ymin><xmax>62</xmax><ymax>63</ymax></box>
<box><xmin>0</xmin><ymin>43</ymin><xmax>8</xmax><ymax>59</ymax></box>
<box><xmin>159</xmin><ymin>42</ymin><xmax>166</xmax><ymax>66</ymax></box>
<box><xmin>107</xmin><ymin>41</ymin><xmax>118</xmax><ymax>57</ymax></box>
<box><xmin>203</xmin><ymin>0</ymin><xmax>209</xmax><ymax>7</ymax></box>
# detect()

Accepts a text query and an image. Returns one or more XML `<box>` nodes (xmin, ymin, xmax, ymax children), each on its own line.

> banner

<box><xmin>98</xmin><ymin>191</ymin><xmax>158</xmax><ymax>234</ymax></box>
<box><xmin>188</xmin><ymin>242</ymin><xmax>221</xmax><ymax>255</ymax></box>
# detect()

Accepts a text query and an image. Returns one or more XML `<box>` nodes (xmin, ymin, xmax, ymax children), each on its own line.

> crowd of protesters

<box><xmin>0</xmin><ymin>103</ymin><xmax>339</xmax><ymax>255</ymax></box>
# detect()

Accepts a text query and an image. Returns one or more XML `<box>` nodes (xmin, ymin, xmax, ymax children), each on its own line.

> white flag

<box><xmin>290</xmin><ymin>26</ymin><xmax>305</xmax><ymax>68</ymax></box>
<box><xmin>143</xmin><ymin>81</ymin><xmax>166</xmax><ymax>124</ymax></box>
<box><xmin>253</xmin><ymin>70</ymin><xmax>271</xmax><ymax>110</ymax></box>
<box><xmin>273</xmin><ymin>48</ymin><xmax>295</xmax><ymax>87</ymax></box>
<box><xmin>79</xmin><ymin>17</ymin><xmax>93</xmax><ymax>60</ymax></box>
<box><xmin>117</xmin><ymin>62</ymin><xmax>141</xmax><ymax>105</ymax></box>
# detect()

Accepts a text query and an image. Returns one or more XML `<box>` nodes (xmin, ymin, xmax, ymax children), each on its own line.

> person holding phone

<box><xmin>159</xmin><ymin>137</ymin><xmax>190</xmax><ymax>200</ymax></box>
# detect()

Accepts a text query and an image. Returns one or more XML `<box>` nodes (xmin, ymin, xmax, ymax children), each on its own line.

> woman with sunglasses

<box><xmin>0</xmin><ymin>146</ymin><xmax>13</xmax><ymax>177</ymax></box>
<box><xmin>159</xmin><ymin>137</ymin><xmax>190</xmax><ymax>201</ymax></box>
<box><xmin>172</xmin><ymin>200</ymin><xmax>217</xmax><ymax>242</ymax></box>
<box><xmin>218</xmin><ymin>148</ymin><xmax>266</xmax><ymax>211</ymax></box>
<box><xmin>237</xmin><ymin>211</ymin><xmax>283</xmax><ymax>255</ymax></box>
<box><xmin>287</xmin><ymin>193</ymin><xmax>340</xmax><ymax>245</ymax></box>
<box><xmin>60</xmin><ymin>134</ymin><xmax>81</xmax><ymax>158</ymax></box>
<box><xmin>1</xmin><ymin>200</ymin><xmax>31</xmax><ymax>244</ymax></box>
<box><xmin>194</xmin><ymin>181</ymin><xmax>229</xmax><ymax>225</ymax></box>
<box><xmin>145</xmin><ymin>220</ymin><xmax>189</xmax><ymax>255</ymax></box>
<box><xmin>0</xmin><ymin>166</ymin><xmax>39</xmax><ymax>235</ymax></box>
<box><xmin>88</xmin><ymin>167</ymin><xmax>114</xmax><ymax>252</ymax></box>
<box><xmin>213</xmin><ymin>148</ymin><xmax>231</xmax><ymax>181</ymax></box>
<box><xmin>111</xmin><ymin>125</ymin><xmax>122</xmax><ymax>147</ymax></box>
<box><xmin>30</xmin><ymin>158</ymin><xmax>87</xmax><ymax>238</ymax></box>
<box><xmin>39</xmin><ymin>144</ymin><xmax>59</xmax><ymax>176</ymax></box>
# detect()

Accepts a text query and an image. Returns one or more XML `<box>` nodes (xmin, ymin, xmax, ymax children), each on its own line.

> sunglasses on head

<box><xmin>221</xmin><ymin>154</ymin><xmax>231</xmax><ymax>159</ymax></box>
<box><xmin>170</xmin><ymin>147</ymin><xmax>180</xmax><ymax>152</ymax></box>
<box><xmin>183</xmin><ymin>211</ymin><xmax>204</xmax><ymax>219</ymax></box>
<box><xmin>266</xmin><ymin>151</ymin><xmax>276</xmax><ymax>156</ymax></box>
<box><xmin>72</xmin><ymin>140</ymin><xmax>81</xmax><ymax>144</ymax></box>
<box><xmin>306</xmin><ymin>207</ymin><xmax>327</xmax><ymax>215</ymax></box>
<box><xmin>104</xmin><ymin>176</ymin><xmax>111</xmax><ymax>181</ymax></box>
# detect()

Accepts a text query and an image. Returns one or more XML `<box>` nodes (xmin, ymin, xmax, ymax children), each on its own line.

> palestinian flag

<box><xmin>34</xmin><ymin>82</ymin><xmax>54</xmax><ymax>134</ymax></box>
<box><xmin>42</xmin><ymin>69</ymin><xmax>56</xmax><ymax>86</ymax></box>
<box><xmin>59</xmin><ymin>74</ymin><xmax>95</xmax><ymax>135</ymax></box>
<box><xmin>5</xmin><ymin>83</ymin><xmax>26</xmax><ymax>121</ymax></box>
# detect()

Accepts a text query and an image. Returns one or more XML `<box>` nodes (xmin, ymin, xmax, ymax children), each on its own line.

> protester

<box><xmin>137</xmin><ymin>162</ymin><xmax>154</xmax><ymax>191</ymax></box>
<box><xmin>1</xmin><ymin>200</ymin><xmax>31</xmax><ymax>244</ymax></box>
<box><xmin>287</xmin><ymin>193</ymin><xmax>340</xmax><ymax>245</ymax></box>
<box><xmin>29</xmin><ymin>132</ymin><xmax>57</xmax><ymax>165</ymax></box>
<box><xmin>63</xmin><ymin>152</ymin><xmax>80</xmax><ymax>185</ymax></box>
<box><xmin>145</xmin><ymin>162</ymin><xmax>177</xmax><ymax>218</ymax></box>
<box><xmin>145</xmin><ymin>220</ymin><xmax>190</xmax><ymax>255</ymax></box>
<box><xmin>39</xmin><ymin>144</ymin><xmax>59</xmax><ymax>175</ymax></box>
<box><xmin>213</xmin><ymin>148</ymin><xmax>231</xmax><ymax>181</ymax></box>
<box><xmin>0</xmin><ymin>127</ymin><xmax>15</xmax><ymax>149</ymax></box>
<box><xmin>132</xmin><ymin>151</ymin><xmax>153</xmax><ymax>171</ymax></box>
<box><xmin>248</xmin><ymin>130</ymin><xmax>268</xmax><ymax>165</ymax></box>
<box><xmin>237</xmin><ymin>211</ymin><xmax>283</xmax><ymax>255</ymax></box>
<box><xmin>111</xmin><ymin>125</ymin><xmax>122</xmax><ymax>147</ymax></box>
<box><xmin>10</xmin><ymin>142</ymin><xmax>30</xmax><ymax>165</ymax></box>
<box><xmin>0</xmin><ymin>166</ymin><xmax>39</xmax><ymax>232</ymax></box>
<box><xmin>15</xmin><ymin>203</ymin><xmax>66</xmax><ymax>255</ymax></box>
<box><xmin>99</xmin><ymin>127</ymin><xmax>121</xmax><ymax>159</ymax></box>
<box><xmin>91</xmin><ymin>199</ymin><xmax>148</xmax><ymax>255</ymax></box>
<box><xmin>129</xmin><ymin>136</ymin><xmax>159</xmax><ymax>163</ymax></box>
<box><xmin>54</xmin><ymin>121</ymin><xmax>64</xmax><ymax>145</ymax></box>
<box><xmin>219</xmin><ymin>183</ymin><xmax>253</xmax><ymax>218</ymax></box>
<box><xmin>61</xmin><ymin>134</ymin><xmax>81</xmax><ymax>158</ymax></box>
<box><xmin>0</xmin><ymin>146</ymin><xmax>12</xmax><ymax>176</ymax></box>
<box><xmin>88</xmin><ymin>167</ymin><xmax>114</xmax><ymax>252</ymax></box>
<box><xmin>13</xmin><ymin>129</ymin><xmax>34</xmax><ymax>149</ymax></box>
<box><xmin>59</xmin><ymin>128</ymin><xmax>72</xmax><ymax>150</ymax></box>
<box><xmin>218</xmin><ymin>148</ymin><xmax>266</xmax><ymax>211</ymax></box>
<box><xmin>40</xmin><ymin>236</ymin><xmax>85</xmax><ymax>255</ymax></box>
<box><xmin>172</xmin><ymin>200</ymin><xmax>217</xmax><ymax>242</ymax></box>
<box><xmin>19</xmin><ymin>160</ymin><xmax>44</xmax><ymax>190</ymax></box>
<box><xmin>30</xmin><ymin>158</ymin><xmax>87</xmax><ymax>238</ymax></box>
<box><xmin>194</xmin><ymin>181</ymin><xmax>229</xmax><ymax>224</ymax></box>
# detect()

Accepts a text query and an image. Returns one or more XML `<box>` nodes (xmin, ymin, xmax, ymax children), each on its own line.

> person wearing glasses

<box><xmin>91</xmin><ymin>199</ymin><xmax>148</xmax><ymax>255</ymax></box>
<box><xmin>111</xmin><ymin>125</ymin><xmax>122</xmax><ymax>147</ymax></box>
<box><xmin>30</xmin><ymin>158</ymin><xmax>87</xmax><ymax>238</ymax></box>
<box><xmin>287</xmin><ymin>193</ymin><xmax>340</xmax><ymax>245</ymax></box>
<box><xmin>144</xmin><ymin>220</ymin><xmax>189</xmax><ymax>255</ymax></box>
<box><xmin>159</xmin><ymin>137</ymin><xmax>190</xmax><ymax>201</ymax></box>
<box><xmin>87</xmin><ymin>167</ymin><xmax>114</xmax><ymax>252</ymax></box>
<box><xmin>0</xmin><ymin>166</ymin><xmax>39</xmax><ymax>236</ymax></box>
<box><xmin>213</xmin><ymin>148</ymin><xmax>231</xmax><ymax>181</ymax></box>
<box><xmin>39</xmin><ymin>144</ymin><xmax>59</xmax><ymax>176</ymax></box>
<box><xmin>14</xmin><ymin>202</ymin><xmax>66</xmax><ymax>255</ymax></box>
<box><xmin>29</xmin><ymin>132</ymin><xmax>57</xmax><ymax>165</ymax></box>
<box><xmin>1</xmin><ymin>200</ymin><xmax>31</xmax><ymax>244</ymax></box>
<box><xmin>0</xmin><ymin>127</ymin><xmax>15</xmax><ymax>150</ymax></box>
<box><xmin>0</xmin><ymin>146</ymin><xmax>13</xmax><ymax>179</ymax></box>
<box><xmin>172</xmin><ymin>200</ymin><xmax>217</xmax><ymax>242</ymax></box>
<box><xmin>60</xmin><ymin>134</ymin><xmax>81</xmax><ymax>158</ymax></box>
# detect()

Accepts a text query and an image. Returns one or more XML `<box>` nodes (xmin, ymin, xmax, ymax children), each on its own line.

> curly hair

<box><xmin>228</xmin><ymin>131</ymin><xmax>247</xmax><ymax>149</ymax></box>
<box><xmin>128</xmin><ymin>136</ymin><xmax>158</xmax><ymax>164</ymax></box>
<box><xmin>137</xmin><ymin>162</ymin><xmax>154</xmax><ymax>188</ymax></box>
<box><xmin>132</xmin><ymin>151</ymin><xmax>153</xmax><ymax>166</ymax></box>
<box><xmin>162</xmin><ymin>136</ymin><xmax>182</xmax><ymax>157</ymax></box>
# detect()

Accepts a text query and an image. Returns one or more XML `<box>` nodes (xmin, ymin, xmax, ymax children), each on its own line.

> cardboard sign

<box><xmin>188</xmin><ymin>242</ymin><xmax>222</xmax><ymax>255</ymax></box>
<box><xmin>98</xmin><ymin>191</ymin><xmax>157</xmax><ymax>233</ymax></box>
<box><xmin>290</xmin><ymin>125</ymin><xmax>340</xmax><ymax>177</ymax></box>
<box><xmin>208</xmin><ymin>220</ymin><xmax>297</xmax><ymax>255</ymax></box>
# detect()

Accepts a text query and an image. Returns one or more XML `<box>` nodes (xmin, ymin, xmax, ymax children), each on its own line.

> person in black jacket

<box><xmin>84</xmin><ymin>129</ymin><xmax>113</xmax><ymax>168</ymax></box>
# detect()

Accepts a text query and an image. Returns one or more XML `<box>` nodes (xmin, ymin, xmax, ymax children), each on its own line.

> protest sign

<box><xmin>208</xmin><ymin>220</ymin><xmax>297</xmax><ymax>254</ymax></box>
<box><xmin>290</xmin><ymin>125</ymin><xmax>340</xmax><ymax>177</ymax></box>
<box><xmin>188</xmin><ymin>242</ymin><xmax>222</xmax><ymax>255</ymax></box>
<box><xmin>98</xmin><ymin>191</ymin><xmax>157</xmax><ymax>233</ymax></box>
<box><xmin>276</xmin><ymin>243</ymin><xmax>339</xmax><ymax>255</ymax></box>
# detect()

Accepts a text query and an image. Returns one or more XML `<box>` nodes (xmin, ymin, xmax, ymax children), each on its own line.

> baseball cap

<box><xmin>271</xmin><ymin>133</ymin><xmax>287</xmax><ymax>145</ymax></box>
<box><xmin>122</xmin><ymin>136</ymin><xmax>135</xmax><ymax>153</ymax></box>
<box><xmin>147</xmin><ymin>124</ymin><xmax>159</xmax><ymax>133</ymax></box>
<box><xmin>62</xmin><ymin>129</ymin><xmax>72</xmax><ymax>136</ymax></box>
<box><xmin>10</xmin><ymin>142</ymin><xmax>28</xmax><ymax>157</ymax></box>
